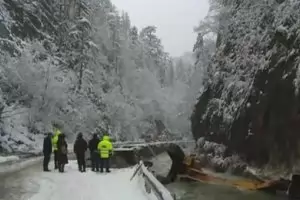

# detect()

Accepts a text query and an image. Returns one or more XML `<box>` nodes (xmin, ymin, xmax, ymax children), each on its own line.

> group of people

<box><xmin>43</xmin><ymin>125</ymin><xmax>113</xmax><ymax>173</ymax></box>
<box><xmin>43</xmin><ymin>127</ymin><xmax>68</xmax><ymax>173</ymax></box>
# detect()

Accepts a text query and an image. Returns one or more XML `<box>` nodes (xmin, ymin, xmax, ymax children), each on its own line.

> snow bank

<box><xmin>0</xmin><ymin>156</ymin><xmax>42</xmax><ymax>174</ymax></box>
<box><xmin>0</xmin><ymin>105</ymin><xmax>43</xmax><ymax>153</ymax></box>
<box><xmin>0</xmin><ymin>155</ymin><xmax>19</xmax><ymax>163</ymax></box>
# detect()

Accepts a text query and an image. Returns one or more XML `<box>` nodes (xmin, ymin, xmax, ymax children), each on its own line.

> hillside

<box><xmin>191</xmin><ymin>0</ymin><xmax>300</xmax><ymax>168</ymax></box>
<box><xmin>0</xmin><ymin>0</ymin><xmax>201</xmax><ymax>153</ymax></box>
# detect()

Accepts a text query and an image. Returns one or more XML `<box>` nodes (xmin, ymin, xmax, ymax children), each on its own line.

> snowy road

<box><xmin>0</xmin><ymin>160</ymin><xmax>153</xmax><ymax>200</ymax></box>
<box><xmin>0</xmin><ymin>158</ymin><xmax>42</xmax><ymax>200</ymax></box>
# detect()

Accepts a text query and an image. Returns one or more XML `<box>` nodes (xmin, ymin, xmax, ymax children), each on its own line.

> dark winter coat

<box><xmin>43</xmin><ymin>135</ymin><xmax>52</xmax><ymax>155</ymax></box>
<box><xmin>57</xmin><ymin>134</ymin><xmax>68</xmax><ymax>164</ymax></box>
<box><xmin>73</xmin><ymin>136</ymin><xmax>88</xmax><ymax>156</ymax></box>
<box><xmin>88</xmin><ymin>135</ymin><xmax>100</xmax><ymax>153</ymax></box>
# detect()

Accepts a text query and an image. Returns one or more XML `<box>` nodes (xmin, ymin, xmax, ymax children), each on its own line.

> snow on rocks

<box><xmin>276</xmin><ymin>25</ymin><xmax>288</xmax><ymax>35</ymax></box>
<box><xmin>0</xmin><ymin>105</ymin><xmax>43</xmax><ymax>154</ymax></box>
<box><xmin>0</xmin><ymin>0</ymin><xmax>13</xmax><ymax>27</ymax></box>
<box><xmin>197</xmin><ymin>137</ymin><xmax>226</xmax><ymax>157</ymax></box>
<box><xmin>196</xmin><ymin>137</ymin><xmax>247</xmax><ymax>175</ymax></box>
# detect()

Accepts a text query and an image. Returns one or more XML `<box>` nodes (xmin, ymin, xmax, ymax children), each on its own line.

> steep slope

<box><xmin>0</xmin><ymin>0</ymin><xmax>58</xmax><ymax>54</ymax></box>
<box><xmin>0</xmin><ymin>0</ymin><xmax>61</xmax><ymax>153</ymax></box>
<box><xmin>192</xmin><ymin>0</ymin><xmax>300</xmax><ymax>167</ymax></box>
<box><xmin>0</xmin><ymin>0</ymin><xmax>197</xmax><ymax>153</ymax></box>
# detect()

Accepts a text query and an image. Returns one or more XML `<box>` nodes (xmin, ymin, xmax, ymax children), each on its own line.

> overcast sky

<box><xmin>111</xmin><ymin>0</ymin><xmax>209</xmax><ymax>57</ymax></box>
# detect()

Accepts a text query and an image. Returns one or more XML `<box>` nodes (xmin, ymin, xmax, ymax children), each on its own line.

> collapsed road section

<box><xmin>180</xmin><ymin>156</ymin><xmax>300</xmax><ymax>199</ymax></box>
<box><xmin>110</xmin><ymin>141</ymin><xmax>300</xmax><ymax>199</ymax></box>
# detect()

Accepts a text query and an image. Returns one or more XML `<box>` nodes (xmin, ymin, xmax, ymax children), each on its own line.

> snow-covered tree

<box><xmin>0</xmin><ymin>0</ymin><xmax>203</xmax><ymax>152</ymax></box>
<box><xmin>139</xmin><ymin>26</ymin><xmax>170</xmax><ymax>85</ymax></box>
<box><xmin>68</xmin><ymin>17</ymin><xmax>97</xmax><ymax>91</ymax></box>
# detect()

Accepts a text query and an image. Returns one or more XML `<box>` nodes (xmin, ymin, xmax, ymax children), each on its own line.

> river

<box><xmin>167</xmin><ymin>181</ymin><xmax>285</xmax><ymax>200</ymax></box>
<box><xmin>151</xmin><ymin>152</ymin><xmax>286</xmax><ymax>200</ymax></box>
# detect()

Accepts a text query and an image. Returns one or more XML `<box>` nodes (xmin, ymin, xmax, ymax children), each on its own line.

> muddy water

<box><xmin>151</xmin><ymin>153</ymin><xmax>286</xmax><ymax>200</ymax></box>
<box><xmin>167</xmin><ymin>181</ymin><xmax>286</xmax><ymax>200</ymax></box>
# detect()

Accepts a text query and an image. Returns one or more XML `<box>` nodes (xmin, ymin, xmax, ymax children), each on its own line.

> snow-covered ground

<box><xmin>0</xmin><ymin>155</ymin><xmax>19</xmax><ymax>163</ymax></box>
<box><xmin>0</xmin><ymin>156</ymin><xmax>42</xmax><ymax>174</ymax></box>
<box><xmin>23</xmin><ymin>161</ymin><xmax>163</xmax><ymax>200</ymax></box>
<box><xmin>1</xmin><ymin>105</ymin><xmax>44</xmax><ymax>154</ymax></box>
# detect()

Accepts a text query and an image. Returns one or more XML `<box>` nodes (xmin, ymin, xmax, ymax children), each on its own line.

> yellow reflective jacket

<box><xmin>97</xmin><ymin>136</ymin><xmax>113</xmax><ymax>158</ymax></box>
<box><xmin>52</xmin><ymin>128</ymin><xmax>62</xmax><ymax>151</ymax></box>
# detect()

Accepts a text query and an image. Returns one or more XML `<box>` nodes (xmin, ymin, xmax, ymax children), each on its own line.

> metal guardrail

<box><xmin>115</xmin><ymin>140</ymin><xmax>194</xmax><ymax>147</ymax></box>
<box><xmin>65</xmin><ymin>140</ymin><xmax>194</xmax><ymax>151</ymax></box>
<box><xmin>131</xmin><ymin>161</ymin><xmax>175</xmax><ymax>200</ymax></box>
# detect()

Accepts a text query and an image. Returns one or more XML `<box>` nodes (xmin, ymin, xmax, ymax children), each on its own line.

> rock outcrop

<box><xmin>192</xmin><ymin>0</ymin><xmax>300</xmax><ymax>167</ymax></box>
<box><xmin>0</xmin><ymin>0</ymin><xmax>59</xmax><ymax>55</ymax></box>
<box><xmin>195</xmin><ymin>137</ymin><xmax>247</xmax><ymax>175</ymax></box>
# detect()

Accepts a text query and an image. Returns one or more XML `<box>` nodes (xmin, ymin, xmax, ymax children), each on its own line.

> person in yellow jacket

<box><xmin>97</xmin><ymin>135</ymin><xmax>113</xmax><ymax>173</ymax></box>
<box><xmin>52</xmin><ymin>126</ymin><xmax>62</xmax><ymax>169</ymax></box>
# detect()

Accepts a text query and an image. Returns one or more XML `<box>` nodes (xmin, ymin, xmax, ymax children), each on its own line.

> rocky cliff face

<box><xmin>0</xmin><ymin>0</ymin><xmax>59</xmax><ymax>55</ymax></box>
<box><xmin>192</xmin><ymin>0</ymin><xmax>300</xmax><ymax>167</ymax></box>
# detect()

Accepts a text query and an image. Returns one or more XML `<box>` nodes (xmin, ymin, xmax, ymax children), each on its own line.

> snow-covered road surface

<box><xmin>0</xmin><ymin>158</ymin><xmax>42</xmax><ymax>200</ymax></box>
<box><xmin>1</xmin><ymin>160</ymin><xmax>155</xmax><ymax>200</ymax></box>
<box><xmin>29</xmin><ymin>161</ymin><xmax>149</xmax><ymax>200</ymax></box>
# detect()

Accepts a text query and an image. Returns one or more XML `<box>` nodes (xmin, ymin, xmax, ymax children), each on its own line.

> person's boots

<box><xmin>91</xmin><ymin>160</ymin><xmax>95</xmax><ymax>171</ymax></box>
<box><xmin>82</xmin><ymin>164</ymin><xmax>86</xmax><ymax>172</ymax></box>
<box><xmin>96</xmin><ymin>162</ymin><xmax>99</xmax><ymax>172</ymax></box>
<box><xmin>58</xmin><ymin>165</ymin><xmax>62</xmax><ymax>173</ymax></box>
<box><xmin>78</xmin><ymin>163</ymin><xmax>82</xmax><ymax>172</ymax></box>
<box><xmin>106</xmin><ymin>165</ymin><xmax>111</xmax><ymax>173</ymax></box>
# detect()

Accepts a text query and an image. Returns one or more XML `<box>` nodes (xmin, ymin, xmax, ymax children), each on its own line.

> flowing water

<box><xmin>167</xmin><ymin>181</ymin><xmax>286</xmax><ymax>200</ymax></box>
<box><xmin>151</xmin><ymin>153</ymin><xmax>287</xmax><ymax>200</ymax></box>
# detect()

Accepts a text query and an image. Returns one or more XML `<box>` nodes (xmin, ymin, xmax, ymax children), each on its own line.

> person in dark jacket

<box><xmin>88</xmin><ymin>133</ymin><xmax>100</xmax><ymax>172</ymax></box>
<box><xmin>74</xmin><ymin>133</ymin><xmax>88</xmax><ymax>172</ymax></box>
<box><xmin>57</xmin><ymin>134</ymin><xmax>68</xmax><ymax>173</ymax></box>
<box><xmin>43</xmin><ymin>132</ymin><xmax>52</xmax><ymax>172</ymax></box>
